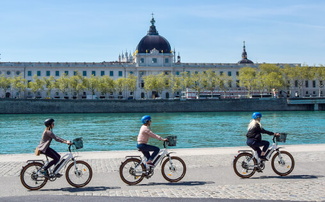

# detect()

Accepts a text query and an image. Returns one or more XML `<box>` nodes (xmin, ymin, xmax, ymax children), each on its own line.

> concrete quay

<box><xmin>0</xmin><ymin>144</ymin><xmax>324</xmax><ymax>201</ymax></box>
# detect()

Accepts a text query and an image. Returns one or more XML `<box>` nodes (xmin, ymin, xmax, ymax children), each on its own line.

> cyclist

<box><xmin>246</xmin><ymin>112</ymin><xmax>279</xmax><ymax>161</ymax></box>
<box><xmin>137</xmin><ymin>115</ymin><xmax>167</xmax><ymax>166</ymax></box>
<box><xmin>36</xmin><ymin>118</ymin><xmax>72</xmax><ymax>176</ymax></box>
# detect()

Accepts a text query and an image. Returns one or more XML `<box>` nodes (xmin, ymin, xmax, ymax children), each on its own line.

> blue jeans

<box><xmin>246</xmin><ymin>139</ymin><xmax>270</xmax><ymax>157</ymax></box>
<box><xmin>137</xmin><ymin>143</ymin><xmax>160</xmax><ymax>161</ymax></box>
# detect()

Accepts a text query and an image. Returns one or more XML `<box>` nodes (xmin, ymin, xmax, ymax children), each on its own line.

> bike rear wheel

<box><xmin>20</xmin><ymin>162</ymin><xmax>48</xmax><ymax>190</ymax></box>
<box><xmin>161</xmin><ymin>156</ymin><xmax>186</xmax><ymax>182</ymax></box>
<box><xmin>233</xmin><ymin>153</ymin><xmax>257</xmax><ymax>178</ymax></box>
<box><xmin>119</xmin><ymin>158</ymin><xmax>145</xmax><ymax>185</ymax></box>
<box><xmin>65</xmin><ymin>160</ymin><xmax>93</xmax><ymax>188</ymax></box>
<box><xmin>271</xmin><ymin>150</ymin><xmax>295</xmax><ymax>176</ymax></box>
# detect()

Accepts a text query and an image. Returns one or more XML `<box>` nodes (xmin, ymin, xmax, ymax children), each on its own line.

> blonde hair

<box><xmin>247</xmin><ymin>119</ymin><xmax>261</xmax><ymax>131</ymax></box>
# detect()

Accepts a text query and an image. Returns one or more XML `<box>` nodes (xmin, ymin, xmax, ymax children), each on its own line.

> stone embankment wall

<box><xmin>0</xmin><ymin>98</ymin><xmax>322</xmax><ymax>114</ymax></box>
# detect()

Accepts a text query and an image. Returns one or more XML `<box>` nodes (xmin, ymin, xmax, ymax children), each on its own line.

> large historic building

<box><xmin>0</xmin><ymin>16</ymin><xmax>316</xmax><ymax>100</ymax></box>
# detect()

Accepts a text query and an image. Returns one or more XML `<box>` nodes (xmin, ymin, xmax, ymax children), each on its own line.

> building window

<box><xmin>118</xmin><ymin>71</ymin><xmax>123</xmax><ymax>77</ymax></box>
<box><xmin>228</xmin><ymin>71</ymin><xmax>232</xmax><ymax>76</ymax></box>
<box><xmin>92</xmin><ymin>71</ymin><xmax>96</xmax><ymax>76</ymax></box>
<box><xmin>28</xmin><ymin>71</ymin><xmax>32</xmax><ymax>76</ymax></box>
<box><xmin>140</xmin><ymin>58</ymin><xmax>144</xmax><ymax>63</ymax></box>
<box><xmin>236</xmin><ymin>71</ymin><xmax>239</xmax><ymax>76</ymax></box>
<box><xmin>236</xmin><ymin>80</ymin><xmax>240</xmax><ymax>87</ymax></box>
<box><xmin>305</xmin><ymin>80</ymin><xmax>309</xmax><ymax>88</ymax></box>
<box><xmin>7</xmin><ymin>71</ymin><xmax>11</xmax><ymax>75</ymax></box>
<box><xmin>110</xmin><ymin>71</ymin><xmax>114</xmax><ymax>77</ymax></box>
<box><xmin>16</xmin><ymin>71</ymin><xmax>21</xmax><ymax>75</ymax></box>
<box><xmin>46</xmin><ymin>71</ymin><xmax>50</xmax><ymax>76</ymax></box>
<box><xmin>74</xmin><ymin>71</ymin><xmax>77</xmax><ymax>76</ymax></box>
<box><xmin>152</xmin><ymin>58</ymin><xmax>157</xmax><ymax>63</ymax></box>
<box><xmin>37</xmin><ymin>71</ymin><xmax>41</xmax><ymax>76</ymax></box>
<box><xmin>176</xmin><ymin>71</ymin><xmax>180</xmax><ymax>75</ymax></box>
<box><xmin>55</xmin><ymin>71</ymin><xmax>60</xmax><ymax>76</ymax></box>
<box><xmin>101</xmin><ymin>71</ymin><xmax>105</xmax><ymax>76</ymax></box>
<box><xmin>220</xmin><ymin>71</ymin><xmax>224</xmax><ymax>75</ymax></box>
<box><xmin>295</xmin><ymin>80</ymin><xmax>298</xmax><ymax>87</ymax></box>
<box><xmin>165</xmin><ymin>58</ymin><xmax>169</xmax><ymax>63</ymax></box>
<box><xmin>65</xmin><ymin>71</ymin><xmax>69</xmax><ymax>76</ymax></box>
<box><xmin>313</xmin><ymin>80</ymin><xmax>316</xmax><ymax>88</ymax></box>
<box><xmin>83</xmin><ymin>71</ymin><xmax>87</xmax><ymax>76</ymax></box>
<box><xmin>129</xmin><ymin>71</ymin><xmax>134</xmax><ymax>75</ymax></box>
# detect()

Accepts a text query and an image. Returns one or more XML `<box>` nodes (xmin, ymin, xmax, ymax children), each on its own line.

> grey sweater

<box><xmin>37</xmin><ymin>130</ymin><xmax>66</xmax><ymax>153</ymax></box>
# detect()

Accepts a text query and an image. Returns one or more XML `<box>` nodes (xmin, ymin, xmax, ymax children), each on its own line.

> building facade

<box><xmin>0</xmin><ymin>17</ymin><xmax>321</xmax><ymax>100</ymax></box>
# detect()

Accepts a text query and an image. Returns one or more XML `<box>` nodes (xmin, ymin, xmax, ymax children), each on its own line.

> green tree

<box><xmin>125</xmin><ymin>74</ymin><xmax>137</xmax><ymax>99</ymax></box>
<box><xmin>238</xmin><ymin>67</ymin><xmax>257</xmax><ymax>96</ymax></box>
<box><xmin>0</xmin><ymin>76</ymin><xmax>12</xmax><ymax>98</ymax></box>
<box><xmin>11</xmin><ymin>76</ymin><xmax>27</xmax><ymax>98</ymax></box>
<box><xmin>97</xmin><ymin>76</ymin><xmax>115</xmax><ymax>99</ymax></box>
<box><xmin>258</xmin><ymin>64</ymin><xmax>285</xmax><ymax>97</ymax></box>
<box><xmin>69</xmin><ymin>71</ymin><xmax>86</xmax><ymax>98</ymax></box>
<box><xmin>55</xmin><ymin>73</ymin><xmax>70</xmax><ymax>98</ymax></box>
<box><xmin>86</xmin><ymin>75</ymin><xmax>99</xmax><ymax>99</ymax></box>
<box><xmin>43</xmin><ymin>76</ymin><xmax>55</xmax><ymax>98</ymax></box>
<box><xmin>28</xmin><ymin>75</ymin><xmax>45</xmax><ymax>98</ymax></box>
<box><xmin>115</xmin><ymin>78</ymin><xmax>127</xmax><ymax>99</ymax></box>
<box><xmin>168</xmin><ymin>74</ymin><xmax>183</xmax><ymax>97</ymax></box>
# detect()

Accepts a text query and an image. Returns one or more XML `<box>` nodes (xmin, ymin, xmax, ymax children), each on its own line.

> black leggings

<box><xmin>246</xmin><ymin>139</ymin><xmax>270</xmax><ymax>157</ymax></box>
<box><xmin>42</xmin><ymin>147</ymin><xmax>61</xmax><ymax>170</ymax></box>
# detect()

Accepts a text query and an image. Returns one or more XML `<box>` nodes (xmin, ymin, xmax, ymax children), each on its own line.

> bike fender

<box><xmin>160</xmin><ymin>152</ymin><xmax>176</xmax><ymax>165</ymax></box>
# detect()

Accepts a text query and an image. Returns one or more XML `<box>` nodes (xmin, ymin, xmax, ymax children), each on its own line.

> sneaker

<box><xmin>55</xmin><ymin>173</ymin><xmax>63</xmax><ymax>178</ymax></box>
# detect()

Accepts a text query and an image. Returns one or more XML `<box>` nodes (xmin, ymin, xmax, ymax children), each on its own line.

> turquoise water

<box><xmin>0</xmin><ymin>111</ymin><xmax>324</xmax><ymax>154</ymax></box>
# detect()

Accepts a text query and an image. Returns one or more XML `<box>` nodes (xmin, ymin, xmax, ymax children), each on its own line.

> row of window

<box><xmin>139</xmin><ymin>58</ymin><xmax>169</xmax><ymax>64</ymax></box>
<box><xmin>26</xmin><ymin>70</ymin><xmax>124</xmax><ymax>77</ymax></box>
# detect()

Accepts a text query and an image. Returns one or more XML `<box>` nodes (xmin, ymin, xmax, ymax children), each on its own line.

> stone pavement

<box><xmin>0</xmin><ymin>145</ymin><xmax>325</xmax><ymax>201</ymax></box>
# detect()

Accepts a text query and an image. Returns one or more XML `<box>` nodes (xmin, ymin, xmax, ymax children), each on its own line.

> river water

<box><xmin>0</xmin><ymin>111</ymin><xmax>324</xmax><ymax>154</ymax></box>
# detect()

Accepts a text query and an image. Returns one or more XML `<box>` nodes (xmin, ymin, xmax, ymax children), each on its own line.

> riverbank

<box><xmin>1</xmin><ymin>98</ymin><xmax>324</xmax><ymax>114</ymax></box>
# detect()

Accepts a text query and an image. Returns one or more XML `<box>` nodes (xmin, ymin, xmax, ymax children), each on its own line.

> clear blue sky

<box><xmin>0</xmin><ymin>0</ymin><xmax>324</xmax><ymax>65</ymax></box>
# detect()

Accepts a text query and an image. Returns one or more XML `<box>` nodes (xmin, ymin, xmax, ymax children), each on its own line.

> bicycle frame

<box><xmin>237</xmin><ymin>136</ymin><xmax>283</xmax><ymax>163</ymax></box>
<box><xmin>124</xmin><ymin>142</ymin><xmax>175</xmax><ymax>173</ymax></box>
<box><xmin>33</xmin><ymin>145</ymin><xmax>78</xmax><ymax>178</ymax></box>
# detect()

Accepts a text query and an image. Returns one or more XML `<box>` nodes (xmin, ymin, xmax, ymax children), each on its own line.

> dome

<box><xmin>238</xmin><ymin>41</ymin><xmax>254</xmax><ymax>64</ymax></box>
<box><xmin>136</xmin><ymin>17</ymin><xmax>171</xmax><ymax>54</ymax></box>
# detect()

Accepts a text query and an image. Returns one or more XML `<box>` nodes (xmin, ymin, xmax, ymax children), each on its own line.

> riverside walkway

<box><xmin>0</xmin><ymin>145</ymin><xmax>324</xmax><ymax>201</ymax></box>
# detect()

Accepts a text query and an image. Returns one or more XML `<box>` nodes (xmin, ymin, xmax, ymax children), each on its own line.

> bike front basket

<box><xmin>73</xmin><ymin>137</ymin><xmax>83</xmax><ymax>149</ymax></box>
<box><xmin>276</xmin><ymin>133</ymin><xmax>287</xmax><ymax>143</ymax></box>
<box><xmin>166</xmin><ymin>136</ymin><xmax>177</xmax><ymax>146</ymax></box>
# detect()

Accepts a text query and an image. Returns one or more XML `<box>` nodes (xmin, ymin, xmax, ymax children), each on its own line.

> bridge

<box><xmin>287</xmin><ymin>98</ymin><xmax>325</xmax><ymax>111</ymax></box>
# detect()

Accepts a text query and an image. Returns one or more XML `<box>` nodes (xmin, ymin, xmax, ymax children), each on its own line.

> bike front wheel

<box><xmin>161</xmin><ymin>156</ymin><xmax>186</xmax><ymax>182</ymax></box>
<box><xmin>271</xmin><ymin>150</ymin><xmax>295</xmax><ymax>176</ymax></box>
<box><xmin>65</xmin><ymin>160</ymin><xmax>93</xmax><ymax>188</ymax></box>
<box><xmin>119</xmin><ymin>158</ymin><xmax>145</xmax><ymax>185</ymax></box>
<box><xmin>233</xmin><ymin>153</ymin><xmax>257</xmax><ymax>178</ymax></box>
<box><xmin>20</xmin><ymin>162</ymin><xmax>48</xmax><ymax>190</ymax></box>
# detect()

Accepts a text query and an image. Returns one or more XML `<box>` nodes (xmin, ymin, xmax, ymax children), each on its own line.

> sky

<box><xmin>0</xmin><ymin>0</ymin><xmax>324</xmax><ymax>66</ymax></box>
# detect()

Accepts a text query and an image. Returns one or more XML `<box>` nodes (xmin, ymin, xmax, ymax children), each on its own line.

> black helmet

<box><xmin>44</xmin><ymin>118</ymin><xmax>55</xmax><ymax>127</ymax></box>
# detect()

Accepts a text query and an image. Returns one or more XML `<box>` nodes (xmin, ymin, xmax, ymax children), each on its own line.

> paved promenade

<box><xmin>0</xmin><ymin>144</ymin><xmax>324</xmax><ymax>201</ymax></box>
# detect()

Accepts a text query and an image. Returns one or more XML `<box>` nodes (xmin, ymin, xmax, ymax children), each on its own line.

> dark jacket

<box><xmin>246</xmin><ymin>122</ymin><xmax>274</xmax><ymax>142</ymax></box>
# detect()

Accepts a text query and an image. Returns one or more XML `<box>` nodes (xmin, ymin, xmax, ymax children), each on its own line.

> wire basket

<box><xmin>276</xmin><ymin>133</ymin><xmax>287</xmax><ymax>143</ymax></box>
<box><xmin>73</xmin><ymin>137</ymin><xmax>83</xmax><ymax>149</ymax></box>
<box><xmin>166</xmin><ymin>136</ymin><xmax>177</xmax><ymax>146</ymax></box>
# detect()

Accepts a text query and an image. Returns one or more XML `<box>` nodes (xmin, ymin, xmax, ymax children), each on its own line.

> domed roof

<box><xmin>238</xmin><ymin>41</ymin><xmax>254</xmax><ymax>64</ymax></box>
<box><xmin>136</xmin><ymin>17</ymin><xmax>171</xmax><ymax>54</ymax></box>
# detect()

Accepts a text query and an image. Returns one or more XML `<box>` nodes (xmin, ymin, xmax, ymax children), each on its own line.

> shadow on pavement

<box><xmin>252</xmin><ymin>174</ymin><xmax>324</xmax><ymax>180</ymax></box>
<box><xmin>39</xmin><ymin>186</ymin><xmax>121</xmax><ymax>192</ymax></box>
<box><xmin>138</xmin><ymin>181</ymin><xmax>215</xmax><ymax>187</ymax></box>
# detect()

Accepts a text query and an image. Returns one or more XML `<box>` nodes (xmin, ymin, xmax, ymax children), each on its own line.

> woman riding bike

<box><xmin>246</xmin><ymin>112</ymin><xmax>279</xmax><ymax>161</ymax></box>
<box><xmin>36</xmin><ymin>118</ymin><xmax>72</xmax><ymax>176</ymax></box>
<box><xmin>137</xmin><ymin>115</ymin><xmax>167</xmax><ymax>166</ymax></box>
